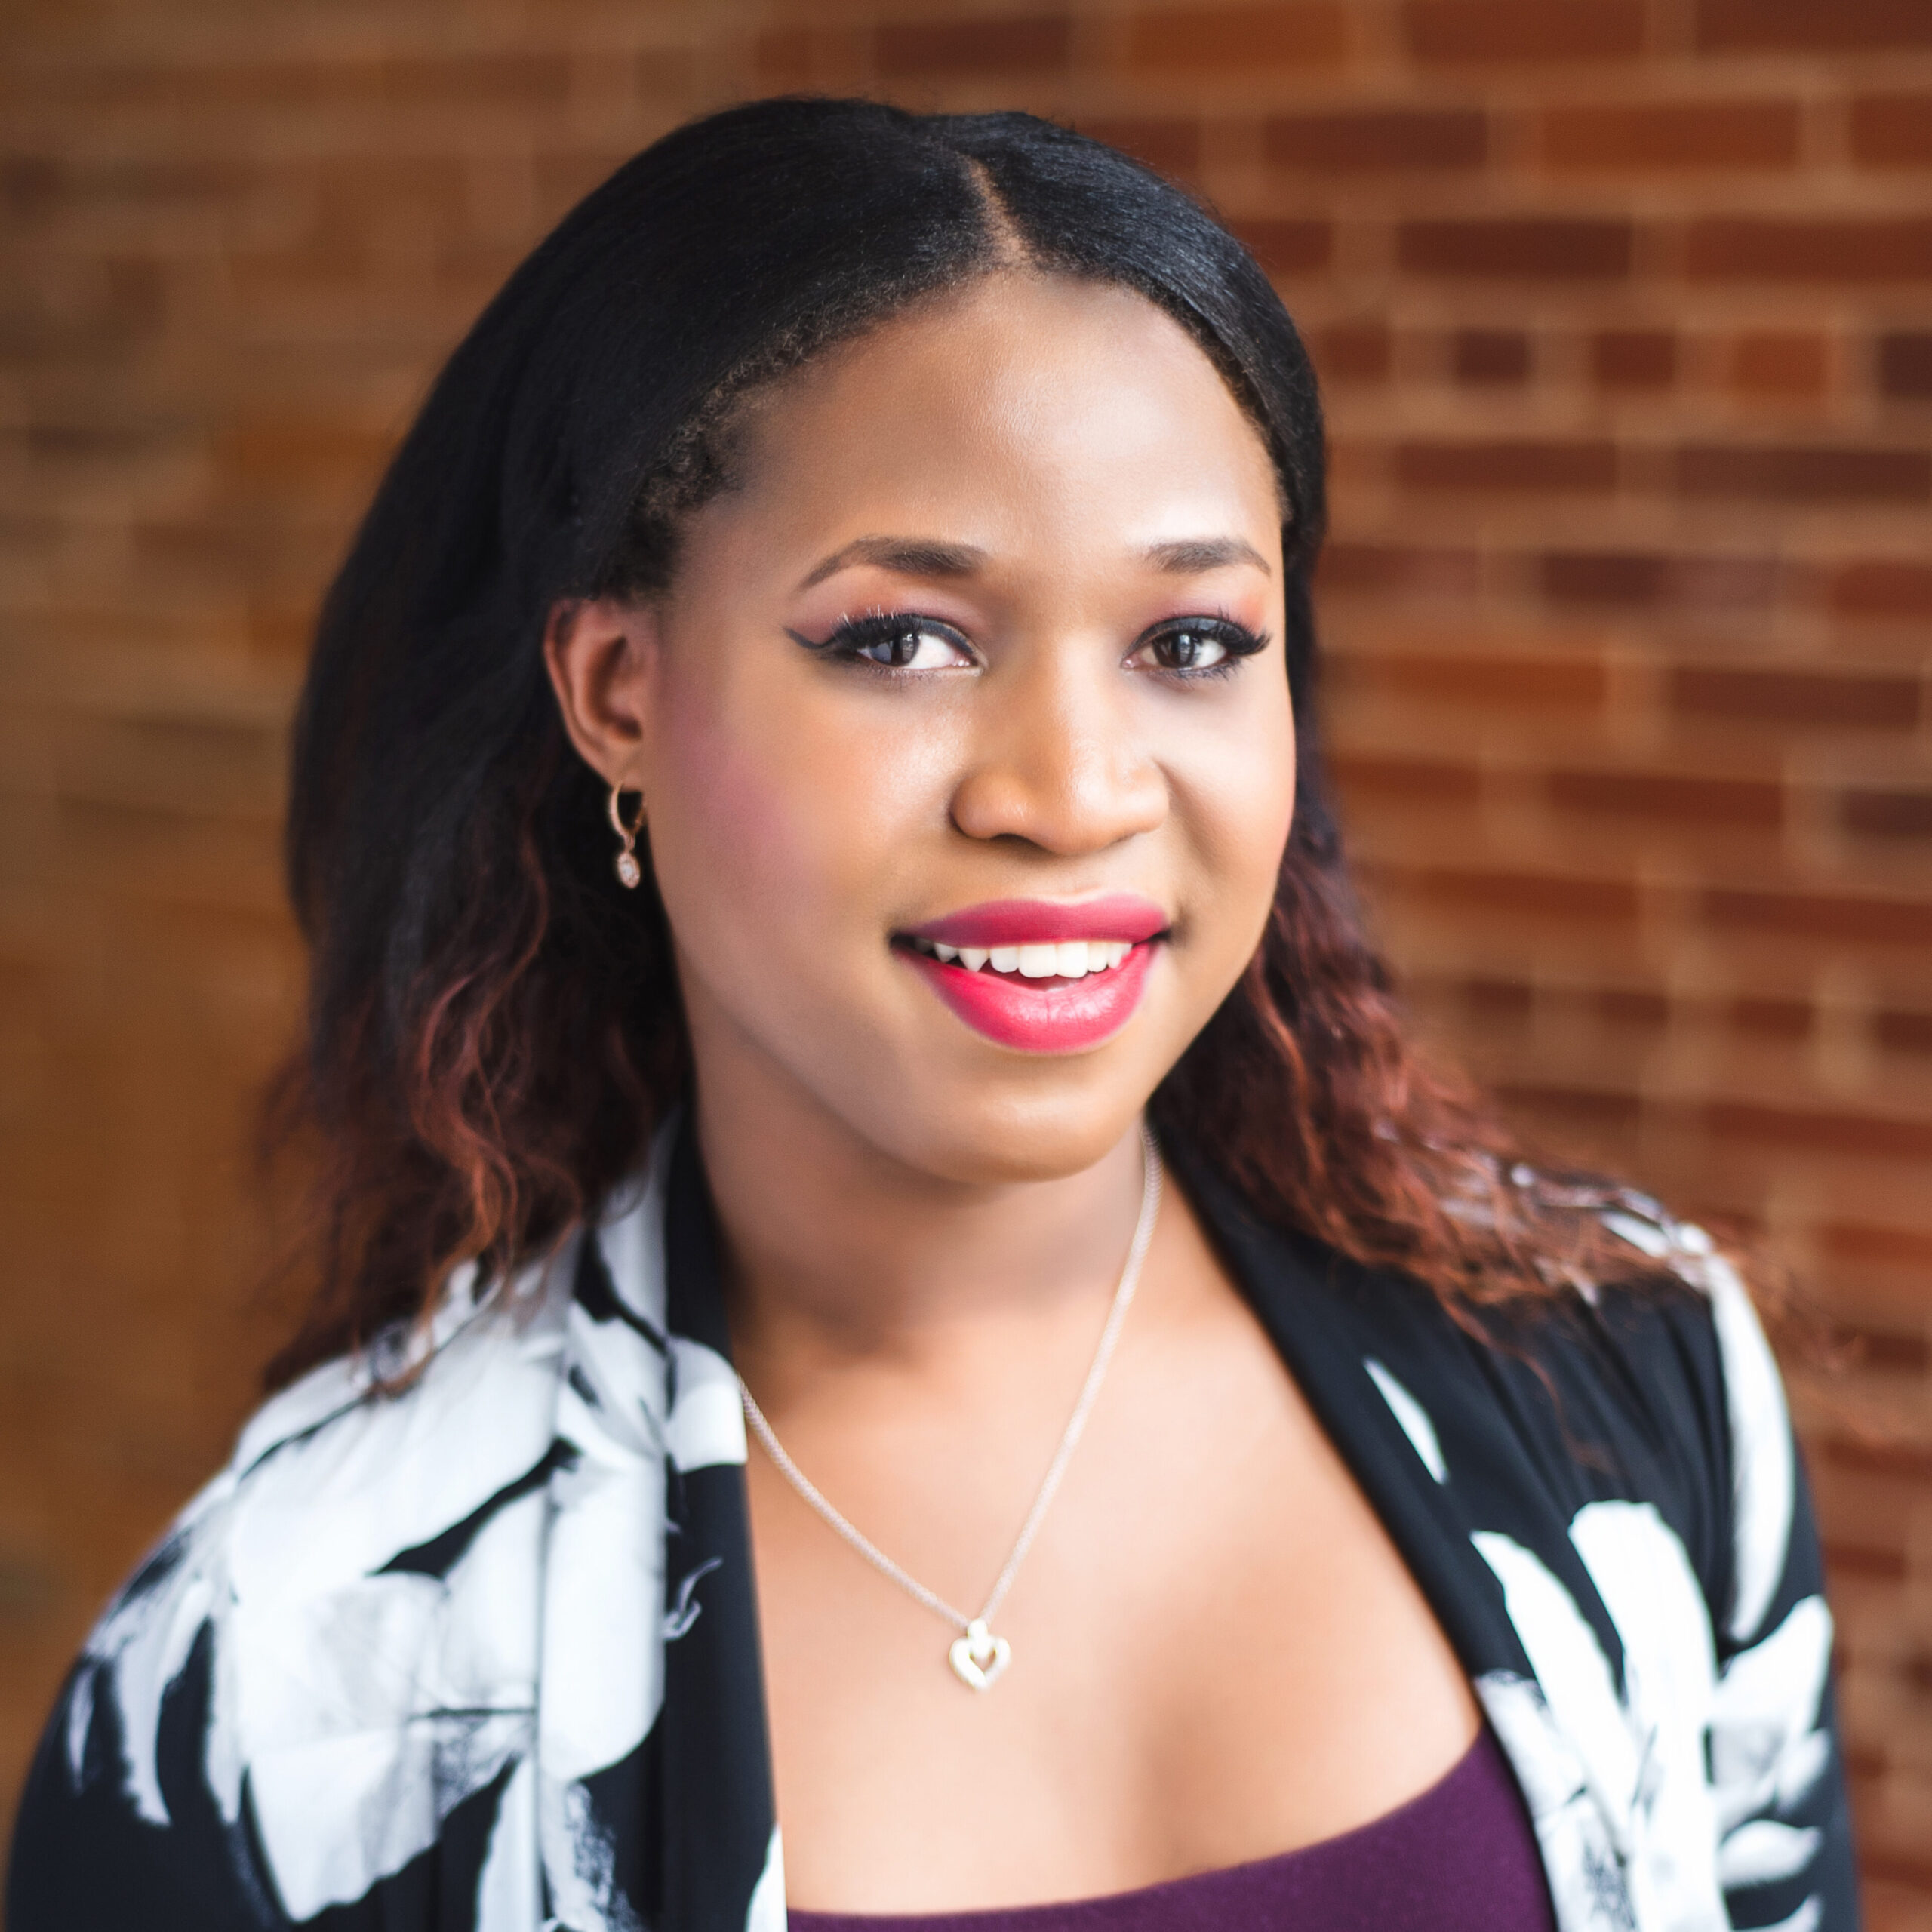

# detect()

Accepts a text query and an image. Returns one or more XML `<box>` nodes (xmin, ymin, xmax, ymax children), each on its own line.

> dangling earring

<box><xmin>608</xmin><ymin>780</ymin><xmax>646</xmax><ymax>889</ymax></box>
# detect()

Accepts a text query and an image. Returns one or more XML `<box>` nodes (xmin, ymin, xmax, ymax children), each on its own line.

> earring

<box><xmin>607</xmin><ymin>781</ymin><xmax>646</xmax><ymax>888</ymax></box>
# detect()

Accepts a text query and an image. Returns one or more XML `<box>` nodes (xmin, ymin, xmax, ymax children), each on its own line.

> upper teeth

<box><xmin>911</xmin><ymin>937</ymin><xmax>1134</xmax><ymax>977</ymax></box>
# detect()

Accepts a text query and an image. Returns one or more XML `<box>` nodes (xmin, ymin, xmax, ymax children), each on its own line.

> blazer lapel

<box><xmin>1172</xmin><ymin>1149</ymin><xmax>1534</xmax><ymax>1680</ymax></box>
<box><xmin>656</xmin><ymin>1120</ymin><xmax>782</xmax><ymax>1932</ymax></box>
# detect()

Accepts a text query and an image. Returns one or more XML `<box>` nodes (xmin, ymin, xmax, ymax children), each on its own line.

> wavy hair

<box><xmin>268</xmin><ymin>96</ymin><xmax>1684</xmax><ymax>1386</ymax></box>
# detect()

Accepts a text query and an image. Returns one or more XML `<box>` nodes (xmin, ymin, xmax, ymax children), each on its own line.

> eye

<box><xmin>795</xmin><ymin>611</ymin><xmax>978</xmax><ymax>673</ymax></box>
<box><xmin>1131</xmin><ymin>617</ymin><xmax>1268</xmax><ymax>678</ymax></box>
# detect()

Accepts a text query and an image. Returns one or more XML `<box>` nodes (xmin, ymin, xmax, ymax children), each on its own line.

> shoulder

<box><xmin>1191</xmin><ymin>1151</ymin><xmax>1795</xmax><ymax>1643</ymax></box>
<box><xmin>6</xmin><ymin>1180</ymin><xmax>673</xmax><ymax>1929</ymax></box>
<box><xmin>7</xmin><ymin>1120</ymin><xmax>742</xmax><ymax>1929</ymax></box>
<box><xmin>1533</xmin><ymin>1192</ymin><xmax>1799</xmax><ymax>1654</ymax></box>
<box><xmin>1384</xmin><ymin>1192</ymin><xmax>1797</xmax><ymax>1644</ymax></box>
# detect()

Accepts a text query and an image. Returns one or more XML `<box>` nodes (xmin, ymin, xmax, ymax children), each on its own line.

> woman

<box><xmin>8</xmin><ymin>98</ymin><xmax>1854</xmax><ymax>1932</ymax></box>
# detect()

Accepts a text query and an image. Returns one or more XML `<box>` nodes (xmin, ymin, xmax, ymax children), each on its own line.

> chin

<box><xmin>863</xmin><ymin>1064</ymin><xmax>1163</xmax><ymax>1189</ymax></box>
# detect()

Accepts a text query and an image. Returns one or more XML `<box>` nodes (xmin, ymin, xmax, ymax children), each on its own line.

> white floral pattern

<box><xmin>1367</xmin><ymin>1211</ymin><xmax>1839</xmax><ymax>1932</ymax></box>
<box><xmin>51</xmin><ymin>1131</ymin><xmax>774</xmax><ymax>1930</ymax></box>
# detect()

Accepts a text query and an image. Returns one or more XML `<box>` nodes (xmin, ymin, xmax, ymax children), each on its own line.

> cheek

<box><xmin>650</xmin><ymin>680</ymin><xmax>821</xmax><ymax>948</ymax></box>
<box><xmin>1177</xmin><ymin>690</ymin><xmax>1298</xmax><ymax>953</ymax></box>
<box><xmin>644</xmin><ymin>661</ymin><xmax>921</xmax><ymax>977</ymax></box>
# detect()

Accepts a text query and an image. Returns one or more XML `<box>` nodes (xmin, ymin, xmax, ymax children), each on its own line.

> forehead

<box><xmin>712</xmin><ymin>272</ymin><xmax>1284</xmax><ymax>561</ymax></box>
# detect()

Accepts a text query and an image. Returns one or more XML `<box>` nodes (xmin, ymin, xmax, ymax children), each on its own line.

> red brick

<box><xmin>1312</xmin><ymin>322</ymin><xmax>1391</xmax><ymax>383</ymax></box>
<box><xmin>1397</xmin><ymin>438</ymin><xmax>1617</xmax><ymax>492</ymax></box>
<box><xmin>1687</xmin><ymin>218</ymin><xmax>1932</xmax><ymax>283</ymax></box>
<box><xmin>0</xmin><ymin>155</ymin><xmax>254</xmax><ymax>223</ymax></box>
<box><xmin>635</xmin><ymin>48</ymin><xmax>695</xmax><ymax>97</ymax></box>
<box><xmin>1124</xmin><ymin>5</ymin><xmax>1348</xmax><ymax>71</ymax></box>
<box><xmin>1329</xmin><ymin>752</ymin><xmax>1482</xmax><ymax>804</ymax></box>
<box><xmin>1866</xmin><ymin>1850</ymin><xmax>1932</xmax><ymax>1896</ymax></box>
<box><xmin>165</xmin><ymin>52</ymin><xmax>572</xmax><ymax>109</ymax></box>
<box><xmin>380</xmin><ymin>54</ymin><xmax>574</xmax><ymax>106</ymax></box>
<box><xmin>755</xmin><ymin>28</ymin><xmax>814</xmax><ymax>86</ymax></box>
<box><xmin>1591</xmin><ymin>329</ymin><xmax>1676</xmax><ymax>389</ymax></box>
<box><xmin>1407</xmin><ymin>0</ymin><xmax>1645</xmax><ymax>63</ymax></box>
<box><xmin>1075</xmin><ymin>117</ymin><xmax>1201</xmax><ymax>178</ymax></box>
<box><xmin>1878</xmin><ymin>333</ymin><xmax>1932</xmax><ymax>398</ymax></box>
<box><xmin>1340</xmin><ymin>649</ymin><xmax>1607</xmax><ymax>709</ymax></box>
<box><xmin>1495</xmin><ymin>1081</ymin><xmax>1644</xmax><ymax>1133</ymax></box>
<box><xmin>0</xmin><ymin>155</ymin><xmax>60</xmax><ymax>222</ymax></box>
<box><xmin>1674</xmin><ymin>443</ymin><xmax>1931</xmax><ymax>503</ymax></box>
<box><xmin>22</xmin><ymin>417</ymin><xmax>179</xmax><ymax>462</ymax></box>
<box><xmin>1824</xmin><ymin>1542</ymin><xmax>1908</xmax><ymax>1581</ymax></box>
<box><xmin>1831</xmin><ymin>560</ymin><xmax>1932</xmax><ymax>617</ymax></box>
<box><xmin>1315</xmin><ymin>543</ymin><xmax>1484</xmax><ymax>598</ymax></box>
<box><xmin>1819</xmin><ymin>1224</ymin><xmax>1932</xmax><ymax>1275</ymax></box>
<box><xmin>753</xmin><ymin>28</ymin><xmax>808</xmax><ymax>85</ymax></box>
<box><xmin>1671</xmin><ymin>666</ymin><xmax>1921</xmax><ymax>728</ymax></box>
<box><xmin>1843</xmin><ymin>790</ymin><xmax>1932</xmax><ymax>840</ymax></box>
<box><xmin>752</xmin><ymin>28</ymin><xmax>861</xmax><ymax>88</ymax></box>
<box><xmin>1850</xmin><ymin>94</ymin><xmax>1932</xmax><ymax>168</ymax></box>
<box><xmin>1453</xmin><ymin>328</ymin><xmax>1530</xmax><ymax>383</ymax></box>
<box><xmin>1229</xmin><ymin>218</ymin><xmax>1333</xmax><ymax>275</ymax></box>
<box><xmin>1704</xmin><ymin>887</ymin><xmax>1932</xmax><ymax>949</ymax></box>
<box><xmin>1876</xmin><ymin>1008</ymin><xmax>1932</xmax><ymax>1054</ymax></box>
<box><xmin>875</xmin><ymin>14</ymin><xmax>1071</xmax><ymax>76</ymax></box>
<box><xmin>1730</xmin><ymin>995</ymin><xmax>1812</xmax><ymax>1041</ymax></box>
<box><xmin>1541</xmin><ymin>550</ymin><xmax>1779</xmax><ymax>611</ymax></box>
<box><xmin>312</xmin><ymin>155</ymin><xmax>469</xmax><ymax>237</ymax></box>
<box><xmin>1374</xmin><ymin>864</ymin><xmax>1641</xmax><ymax>923</ymax></box>
<box><xmin>1697</xmin><ymin>0</ymin><xmax>1932</xmax><ymax>51</ymax></box>
<box><xmin>1540</xmin><ymin>552</ymin><xmax>1669</xmax><ymax>606</ymax></box>
<box><xmin>1730</xmin><ymin>331</ymin><xmax>1829</xmax><ymax>397</ymax></box>
<box><xmin>1400</xmin><ymin>218</ymin><xmax>1632</xmax><ymax>279</ymax></box>
<box><xmin>0</xmin><ymin>256</ymin><xmax>167</xmax><ymax>362</ymax></box>
<box><xmin>1460</xmin><ymin>975</ymin><xmax>1536</xmax><ymax>1020</ymax></box>
<box><xmin>1542</xmin><ymin>100</ymin><xmax>1798</xmax><ymax>171</ymax></box>
<box><xmin>1546</xmin><ymin>768</ymin><xmax>1784</xmax><ymax>829</ymax></box>
<box><xmin>1596</xmin><ymin>987</ymin><xmax>1670</xmax><ymax>1029</ymax></box>
<box><xmin>160</xmin><ymin>58</ymin><xmax>378</xmax><ymax>109</ymax></box>
<box><xmin>213</xmin><ymin>418</ymin><xmax>389</xmax><ymax>492</ymax></box>
<box><xmin>1264</xmin><ymin>109</ymin><xmax>1487</xmax><ymax>171</ymax></box>
<box><xmin>1703</xmin><ymin>1100</ymin><xmax>1932</xmax><ymax>1164</ymax></box>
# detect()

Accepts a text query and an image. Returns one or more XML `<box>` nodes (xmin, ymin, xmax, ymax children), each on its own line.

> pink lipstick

<box><xmin>895</xmin><ymin>895</ymin><xmax>1168</xmax><ymax>1054</ymax></box>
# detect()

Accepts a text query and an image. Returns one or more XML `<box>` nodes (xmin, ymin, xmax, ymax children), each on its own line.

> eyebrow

<box><xmin>800</xmin><ymin>537</ymin><xmax>988</xmax><ymax>589</ymax></box>
<box><xmin>1143</xmin><ymin>537</ymin><xmax>1272</xmax><ymax>577</ymax></box>
<box><xmin>797</xmin><ymin>531</ymin><xmax>1272</xmax><ymax>591</ymax></box>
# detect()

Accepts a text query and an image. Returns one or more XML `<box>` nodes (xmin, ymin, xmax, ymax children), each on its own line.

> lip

<box><xmin>900</xmin><ymin>894</ymin><xmax>1170</xmax><ymax>951</ymax></box>
<box><xmin>900</xmin><ymin>940</ymin><xmax>1159</xmax><ymax>1054</ymax></box>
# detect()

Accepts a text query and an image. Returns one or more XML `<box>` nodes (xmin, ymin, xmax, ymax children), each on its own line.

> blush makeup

<box><xmin>895</xmin><ymin>895</ymin><xmax>1168</xmax><ymax>1054</ymax></box>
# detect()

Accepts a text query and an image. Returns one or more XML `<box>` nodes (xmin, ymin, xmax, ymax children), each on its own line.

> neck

<box><xmin>687</xmin><ymin>1026</ymin><xmax>1148</xmax><ymax>1404</ymax></box>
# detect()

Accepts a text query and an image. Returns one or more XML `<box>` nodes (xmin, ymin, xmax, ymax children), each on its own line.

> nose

<box><xmin>948</xmin><ymin>649</ymin><xmax>1168</xmax><ymax>855</ymax></box>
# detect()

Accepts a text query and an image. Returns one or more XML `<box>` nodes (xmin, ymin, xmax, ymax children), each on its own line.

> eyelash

<box><xmin>794</xmin><ymin>611</ymin><xmax>1270</xmax><ymax>681</ymax></box>
<box><xmin>792</xmin><ymin>611</ymin><xmax>974</xmax><ymax>675</ymax></box>
<box><xmin>1140</xmin><ymin>614</ymin><xmax>1271</xmax><ymax>681</ymax></box>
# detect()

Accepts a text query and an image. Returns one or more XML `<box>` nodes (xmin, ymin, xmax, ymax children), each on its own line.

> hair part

<box><xmin>269</xmin><ymin>97</ymin><xmax>1690</xmax><ymax>1389</ymax></box>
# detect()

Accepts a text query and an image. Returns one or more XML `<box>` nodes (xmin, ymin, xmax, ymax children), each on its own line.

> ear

<box><xmin>543</xmin><ymin>596</ymin><xmax>662</xmax><ymax>788</ymax></box>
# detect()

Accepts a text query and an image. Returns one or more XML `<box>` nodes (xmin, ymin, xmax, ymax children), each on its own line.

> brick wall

<box><xmin>2</xmin><ymin>0</ymin><xmax>1927</xmax><ymax>1913</ymax></box>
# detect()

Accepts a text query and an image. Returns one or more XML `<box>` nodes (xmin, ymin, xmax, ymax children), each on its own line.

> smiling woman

<box><xmin>6</xmin><ymin>99</ymin><xmax>1857</xmax><ymax>1932</ymax></box>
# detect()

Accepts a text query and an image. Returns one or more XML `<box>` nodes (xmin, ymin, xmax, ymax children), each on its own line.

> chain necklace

<box><xmin>738</xmin><ymin>1126</ymin><xmax>1163</xmax><ymax>1693</ymax></box>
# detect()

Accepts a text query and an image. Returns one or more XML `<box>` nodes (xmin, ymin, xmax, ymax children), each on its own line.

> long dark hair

<box><xmin>270</xmin><ymin>95</ymin><xmax>1676</xmax><ymax>1386</ymax></box>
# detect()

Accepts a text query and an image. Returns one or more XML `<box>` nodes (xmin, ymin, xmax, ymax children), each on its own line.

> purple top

<box><xmin>787</xmin><ymin>1727</ymin><xmax>1555</xmax><ymax>1932</ymax></box>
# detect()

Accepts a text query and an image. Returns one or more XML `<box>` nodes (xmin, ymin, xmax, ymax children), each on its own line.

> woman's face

<box><xmin>555</xmin><ymin>272</ymin><xmax>1296</xmax><ymax>1184</ymax></box>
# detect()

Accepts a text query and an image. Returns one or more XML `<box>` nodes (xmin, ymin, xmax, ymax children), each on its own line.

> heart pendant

<box><xmin>948</xmin><ymin>1618</ymin><xmax>1011</xmax><ymax>1693</ymax></box>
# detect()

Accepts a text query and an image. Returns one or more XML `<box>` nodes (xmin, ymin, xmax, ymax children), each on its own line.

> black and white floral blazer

<box><xmin>8</xmin><ymin>1120</ymin><xmax>1858</xmax><ymax>1931</ymax></box>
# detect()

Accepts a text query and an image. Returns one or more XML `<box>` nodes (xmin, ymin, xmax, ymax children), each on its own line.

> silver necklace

<box><xmin>739</xmin><ymin>1125</ymin><xmax>1163</xmax><ymax>1694</ymax></box>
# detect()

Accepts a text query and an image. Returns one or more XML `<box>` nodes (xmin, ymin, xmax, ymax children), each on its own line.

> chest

<box><xmin>744</xmin><ymin>1276</ymin><xmax>1481</xmax><ymax>1915</ymax></box>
